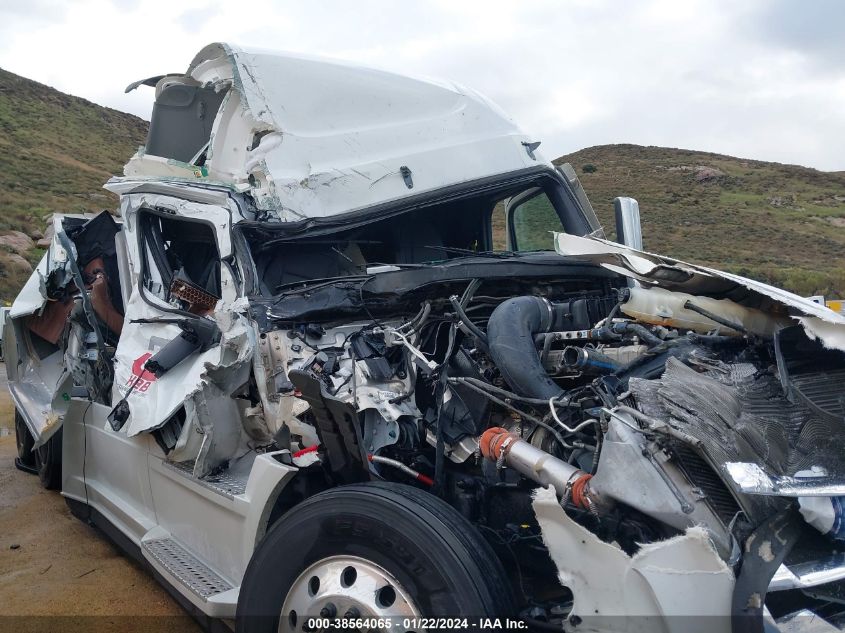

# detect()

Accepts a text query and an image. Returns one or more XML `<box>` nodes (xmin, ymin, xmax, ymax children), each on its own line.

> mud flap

<box><xmin>732</xmin><ymin>511</ymin><xmax>802</xmax><ymax>633</ymax></box>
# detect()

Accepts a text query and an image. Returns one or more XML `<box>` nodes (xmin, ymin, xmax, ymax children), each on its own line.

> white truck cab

<box><xmin>7</xmin><ymin>43</ymin><xmax>845</xmax><ymax>633</ymax></box>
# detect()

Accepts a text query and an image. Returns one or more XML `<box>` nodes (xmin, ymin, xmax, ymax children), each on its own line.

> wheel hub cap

<box><xmin>280</xmin><ymin>555</ymin><xmax>420</xmax><ymax>632</ymax></box>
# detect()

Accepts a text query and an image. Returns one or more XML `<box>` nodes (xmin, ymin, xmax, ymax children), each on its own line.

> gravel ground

<box><xmin>0</xmin><ymin>362</ymin><xmax>201</xmax><ymax>632</ymax></box>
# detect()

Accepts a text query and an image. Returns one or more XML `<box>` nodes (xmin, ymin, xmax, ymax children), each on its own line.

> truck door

<box><xmin>110</xmin><ymin>201</ymin><xmax>244</xmax><ymax>474</ymax></box>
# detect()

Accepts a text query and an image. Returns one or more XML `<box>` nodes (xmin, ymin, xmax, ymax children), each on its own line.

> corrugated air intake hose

<box><xmin>486</xmin><ymin>296</ymin><xmax>574</xmax><ymax>401</ymax></box>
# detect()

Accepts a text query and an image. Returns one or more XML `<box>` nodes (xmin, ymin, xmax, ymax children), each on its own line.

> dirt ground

<box><xmin>0</xmin><ymin>362</ymin><xmax>201</xmax><ymax>632</ymax></box>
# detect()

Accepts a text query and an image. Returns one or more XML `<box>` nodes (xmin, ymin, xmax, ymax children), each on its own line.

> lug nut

<box><xmin>344</xmin><ymin>607</ymin><xmax>360</xmax><ymax>619</ymax></box>
<box><xmin>320</xmin><ymin>603</ymin><xmax>337</xmax><ymax>618</ymax></box>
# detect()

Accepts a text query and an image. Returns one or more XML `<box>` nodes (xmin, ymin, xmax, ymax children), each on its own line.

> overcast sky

<box><xmin>1</xmin><ymin>0</ymin><xmax>843</xmax><ymax>171</ymax></box>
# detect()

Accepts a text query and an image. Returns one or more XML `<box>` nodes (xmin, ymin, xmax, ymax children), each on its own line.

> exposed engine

<box><xmin>242</xmin><ymin>273</ymin><xmax>845</xmax><ymax>624</ymax></box>
<box><xmin>15</xmin><ymin>206</ymin><xmax>845</xmax><ymax>627</ymax></box>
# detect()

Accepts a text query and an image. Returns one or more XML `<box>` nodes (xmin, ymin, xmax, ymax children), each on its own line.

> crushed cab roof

<box><xmin>114</xmin><ymin>42</ymin><xmax>541</xmax><ymax>222</ymax></box>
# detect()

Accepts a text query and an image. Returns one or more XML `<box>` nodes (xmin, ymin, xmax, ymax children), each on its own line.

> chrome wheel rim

<box><xmin>279</xmin><ymin>555</ymin><xmax>420</xmax><ymax>632</ymax></box>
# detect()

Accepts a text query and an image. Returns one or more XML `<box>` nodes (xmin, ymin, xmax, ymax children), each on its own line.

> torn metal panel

<box><xmin>554</xmin><ymin>233</ymin><xmax>845</xmax><ymax>351</ymax></box>
<box><xmin>795</xmin><ymin>316</ymin><xmax>845</xmax><ymax>353</ymax></box>
<box><xmin>191</xmin><ymin>384</ymin><xmax>244</xmax><ymax>477</ymax></box>
<box><xmin>7</xmin><ymin>349</ymin><xmax>70</xmax><ymax>447</ymax></box>
<box><xmin>119</xmin><ymin>192</ymin><xmax>233</xmax><ymax>258</ymax></box>
<box><xmin>103</xmin><ymin>188</ymin><xmax>250</xmax><ymax>440</ymax></box>
<box><xmin>533</xmin><ymin>486</ymin><xmax>734</xmax><ymax>632</ymax></box>
<box><xmin>10</xmin><ymin>213</ymin><xmax>103</xmax><ymax>319</ymax></box>
<box><xmin>9</xmin><ymin>253</ymin><xmax>49</xmax><ymax>318</ymax></box>
<box><xmin>117</xmin><ymin>42</ymin><xmax>539</xmax><ymax>222</ymax></box>
<box><xmin>591</xmin><ymin>413</ymin><xmax>734</xmax><ymax>558</ymax></box>
<box><xmin>113</xmin><ymin>289</ymin><xmax>254</xmax><ymax>439</ymax></box>
<box><xmin>104</xmin><ymin>179</ymin><xmax>238</xmax><ymax>208</ymax></box>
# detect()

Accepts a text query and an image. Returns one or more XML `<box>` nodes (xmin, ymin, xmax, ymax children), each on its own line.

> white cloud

<box><xmin>0</xmin><ymin>0</ymin><xmax>842</xmax><ymax>170</ymax></box>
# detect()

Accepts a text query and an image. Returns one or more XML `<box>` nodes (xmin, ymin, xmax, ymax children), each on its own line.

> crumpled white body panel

<box><xmin>533</xmin><ymin>487</ymin><xmax>734</xmax><ymax>633</ymax></box>
<box><xmin>554</xmin><ymin>233</ymin><xmax>845</xmax><ymax>351</ymax></box>
<box><xmin>120</xmin><ymin>43</ymin><xmax>540</xmax><ymax>222</ymax></box>
<box><xmin>9</xmin><ymin>253</ymin><xmax>49</xmax><ymax>318</ymax></box>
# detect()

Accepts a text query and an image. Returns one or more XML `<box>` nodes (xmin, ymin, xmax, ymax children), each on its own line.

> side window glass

<box><xmin>140</xmin><ymin>213</ymin><xmax>222</xmax><ymax>315</ymax></box>
<box><xmin>510</xmin><ymin>192</ymin><xmax>562</xmax><ymax>251</ymax></box>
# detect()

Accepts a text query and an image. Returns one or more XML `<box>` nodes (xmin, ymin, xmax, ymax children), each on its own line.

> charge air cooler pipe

<box><xmin>561</xmin><ymin>346</ymin><xmax>621</xmax><ymax>375</ymax></box>
<box><xmin>480</xmin><ymin>427</ymin><xmax>611</xmax><ymax>513</ymax></box>
<box><xmin>486</xmin><ymin>297</ymin><xmax>572</xmax><ymax>400</ymax></box>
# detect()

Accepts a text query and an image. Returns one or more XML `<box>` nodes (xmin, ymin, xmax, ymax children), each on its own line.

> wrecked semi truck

<box><xmin>6</xmin><ymin>42</ymin><xmax>845</xmax><ymax>632</ymax></box>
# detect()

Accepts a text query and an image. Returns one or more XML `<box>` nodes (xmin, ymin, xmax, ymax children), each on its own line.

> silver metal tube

<box><xmin>479</xmin><ymin>428</ymin><xmax>610</xmax><ymax>511</ymax></box>
<box><xmin>505</xmin><ymin>438</ymin><xmax>583</xmax><ymax>498</ymax></box>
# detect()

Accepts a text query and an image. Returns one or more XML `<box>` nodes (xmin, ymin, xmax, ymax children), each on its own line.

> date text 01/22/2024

<box><xmin>305</xmin><ymin>618</ymin><xmax>528</xmax><ymax>630</ymax></box>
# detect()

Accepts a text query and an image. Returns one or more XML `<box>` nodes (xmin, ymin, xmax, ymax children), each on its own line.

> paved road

<box><xmin>0</xmin><ymin>361</ymin><xmax>200</xmax><ymax>631</ymax></box>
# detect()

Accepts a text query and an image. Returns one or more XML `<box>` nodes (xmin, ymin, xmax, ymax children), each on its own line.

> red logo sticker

<box><xmin>126</xmin><ymin>352</ymin><xmax>157</xmax><ymax>393</ymax></box>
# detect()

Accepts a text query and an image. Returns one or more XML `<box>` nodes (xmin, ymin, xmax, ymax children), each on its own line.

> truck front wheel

<box><xmin>236</xmin><ymin>482</ymin><xmax>514</xmax><ymax>632</ymax></box>
<box><xmin>34</xmin><ymin>427</ymin><xmax>62</xmax><ymax>490</ymax></box>
<box><xmin>14</xmin><ymin>410</ymin><xmax>35</xmax><ymax>470</ymax></box>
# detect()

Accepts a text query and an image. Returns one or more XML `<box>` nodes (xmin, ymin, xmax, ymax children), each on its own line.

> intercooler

<box><xmin>630</xmin><ymin>351</ymin><xmax>845</xmax><ymax>526</ymax></box>
<box><xmin>778</xmin><ymin>324</ymin><xmax>845</xmax><ymax>424</ymax></box>
<box><xmin>671</xmin><ymin>443</ymin><xmax>741</xmax><ymax>526</ymax></box>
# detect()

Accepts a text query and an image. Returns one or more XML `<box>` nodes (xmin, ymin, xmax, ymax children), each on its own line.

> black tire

<box><xmin>236</xmin><ymin>482</ymin><xmax>514</xmax><ymax>632</ymax></box>
<box><xmin>14</xmin><ymin>409</ymin><xmax>35</xmax><ymax>469</ymax></box>
<box><xmin>34</xmin><ymin>427</ymin><xmax>62</xmax><ymax>490</ymax></box>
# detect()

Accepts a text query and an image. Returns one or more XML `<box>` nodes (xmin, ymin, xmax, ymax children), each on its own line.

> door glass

<box><xmin>511</xmin><ymin>192</ymin><xmax>563</xmax><ymax>251</ymax></box>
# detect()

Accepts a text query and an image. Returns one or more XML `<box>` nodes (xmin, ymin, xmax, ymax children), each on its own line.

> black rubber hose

<box><xmin>683</xmin><ymin>299</ymin><xmax>748</xmax><ymax>334</ymax></box>
<box><xmin>448</xmin><ymin>376</ymin><xmax>574</xmax><ymax>407</ymax></box>
<box><xmin>486</xmin><ymin>296</ymin><xmax>573</xmax><ymax>401</ymax></box>
<box><xmin>433</xmin><ymin>373</ymin><xmax>448</xmax><ymax>497</ymax></box>
<box><xmin>611</xmin><ymin>321</ymin><xmax>664</xmax><ymax>347</ymax></box>
<box><xmin>687</xmin><ymin>332</ymin><xmax>737</xmax><ymax>345</ymax></box>
<box><xmin>449</xmin><ymin>295</ymin><xmax>488</xmax><ymax>345</ymax></box>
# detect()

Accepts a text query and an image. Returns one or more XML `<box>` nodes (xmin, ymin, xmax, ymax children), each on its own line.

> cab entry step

<box><xmin>163</xmin><ymin>459</ymin><xmax>249</xmax><ymax>498</ymax></box>
<box><xmin>143</xmin><ymin>537</ymin><xmax>233</xmax><ymax>600</ymax></box>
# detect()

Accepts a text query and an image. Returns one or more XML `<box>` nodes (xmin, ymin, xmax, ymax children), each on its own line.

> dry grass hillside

<box><xmin>557</xmin><ymin>144</ymin><xmax>845</xmax><ymax>298</ymax></box>
<box><xmin>0</xmin><ymin>68</ymin><xmax>842</xmax><ymax>302</ymax></box>
<box><xmin>0</xmin><ymin>68</ymin><xmax>147</xmax><ymax>301</ymax></box>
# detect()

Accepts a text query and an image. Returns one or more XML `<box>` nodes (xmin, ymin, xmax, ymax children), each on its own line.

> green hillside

<box><xmin>0</xmin><ymin>68</ymin><xmax>147</xmax><ymax>301</ymax></box>
<box><xmin>556</xmin><ymin>145</ymin><xmax>845</xmax><ymax>298</ymax></box>
<box><xmin>0</xmin><ymin>68</ymin><xmax>842</xmax><ymax>303</ymax></box>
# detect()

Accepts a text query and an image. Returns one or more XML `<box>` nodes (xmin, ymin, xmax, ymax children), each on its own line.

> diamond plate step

<box><xmin>143</xmin><ymin>537</ymin><xmax>233</xmax><ymax>600</ymax></box>
<box><xmin>163</xmin><ymin>460</ymin><xmax>248</xmax><ymax>498</ymax></box>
